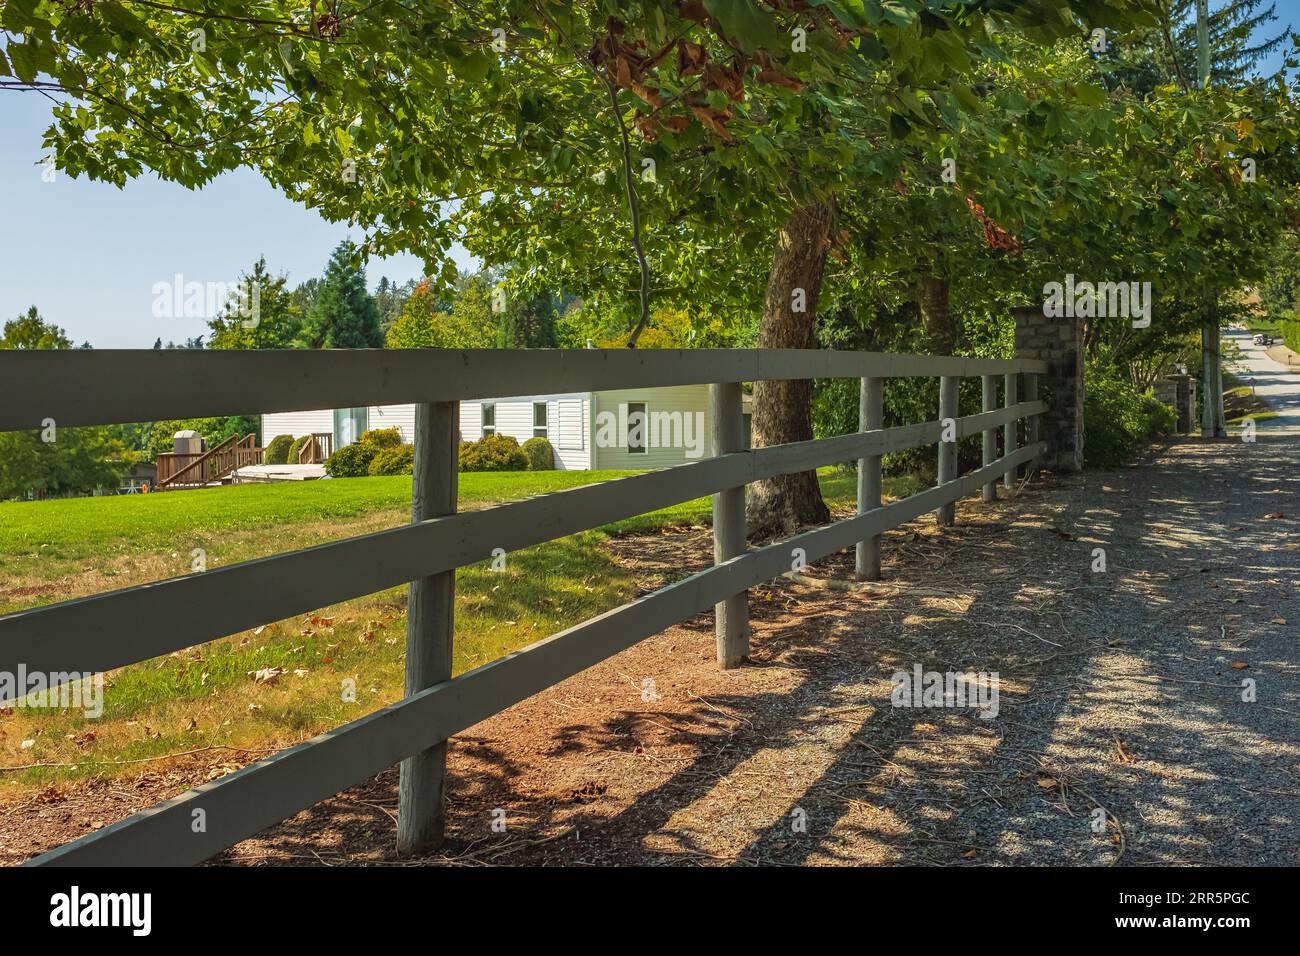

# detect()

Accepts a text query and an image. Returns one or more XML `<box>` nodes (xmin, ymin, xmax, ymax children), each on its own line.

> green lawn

<box><xmin>0</xmin><ymin>469</ymin><xmax>638</xmax><ymax>556</ymax></box>
<box><xmin>0</xmin><ymin>467</ymin><xmax>918</xmax><ymax>792</ymax></box>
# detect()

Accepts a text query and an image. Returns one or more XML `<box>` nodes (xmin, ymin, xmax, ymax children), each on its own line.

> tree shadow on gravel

<box><xmin>214</xmin><ymin>438</ymin><xmax>1299</xmax><ymax>866</ymax></box>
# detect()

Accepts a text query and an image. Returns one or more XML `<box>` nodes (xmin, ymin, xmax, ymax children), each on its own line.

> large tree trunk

<box><xmin>916</xmin><ymin>273</ymin><xmax>955</xmax><ymax>353</ymax></box>
<box><xmin>747</xmin><ymin>200</ymin><xmax>836</xmax><ymax>540</ymax></box>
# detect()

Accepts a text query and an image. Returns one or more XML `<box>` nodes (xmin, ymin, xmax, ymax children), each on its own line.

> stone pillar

<box><xmin>1012</xmin><ymin>306</ymin><xmax>1083</xmax><ymax>472</ymax></box>
<box><xmin>1155</xmin><ymin>374</ymin><xmax>1195</xmax><ymax>433</ymax></box>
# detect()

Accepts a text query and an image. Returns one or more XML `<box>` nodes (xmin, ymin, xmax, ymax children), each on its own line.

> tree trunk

<box><xmin>916</xmin><ymin>273</ymin><xmax>955</xmax><ymax>353</ymax></box>
<box><xmin>747</xmin><ymin>200</ymin><xmax>836</xmax><ymax>540</ymax></box>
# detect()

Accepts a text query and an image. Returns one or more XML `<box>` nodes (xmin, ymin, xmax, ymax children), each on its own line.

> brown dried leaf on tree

<box><xmin>755</xmin><ymin>68</ymin><xmax>805</xmax><ymax>93</ymax></box>
<box><xmin>631</xmin><ymin>81</ymin><xmax>665</xmax><ymax>108</ymax></box>
<box><xmin>691</xmin><ymin>104</ymin><xmax>734</xmax><ymax>141</ymax></box>
<box><xmin>677</xmin><ymin>40</ymin><xmax>709</xmax><ymax>77</ymax></box>
<box><xmin>634</xmin><ymin>112</ymin><xmax>660</xmax><ymax>141</ymax></box>
<box><xmin>660</xmin><ymin>114</ymin><xmax>691</xmax><ymax>134</ymax></box>
<box><xmin>704</xmin><ymin>63</ymin><xmax>746</xmax><ymax>101</ymax></box>
<box><xmin>678</xmin><ymin>1</ymin><xmax>711</xmax><ymax>24</ymax></box>
<box><xmin>615</xmin><ymin>55</ymin><xmax>634</xmax><ymax>88</ymax></box>
<box><xmin>965</xmin><ymin>194</ymin><xmax>1023</xmax><ymax>253</ymax></box>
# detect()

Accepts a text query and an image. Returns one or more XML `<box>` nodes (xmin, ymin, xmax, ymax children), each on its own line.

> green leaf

<box><xmin>703</xmin><ymin>0</ymin><xmax>779</xmax><ymax>54</ymax></box>
<box><xmin>7</xmin><ymin>41</ymin><xmax>38</xmax><ymax>84</ymax></box>
<box><xmin>1073</xmin><ymin>82</ymin><xmax>1107</xmax><ymax>108</ymax></box>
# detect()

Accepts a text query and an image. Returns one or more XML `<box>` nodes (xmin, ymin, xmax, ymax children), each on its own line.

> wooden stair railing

<box><xmin>157</xmin><ymin>433</ymin><xmax>262</xmax><ymax>489</ymax></box>
<box><xmin>298</xmin><ymin>432</ymin><xmax>333</xmax><ymax>464</ymax></box>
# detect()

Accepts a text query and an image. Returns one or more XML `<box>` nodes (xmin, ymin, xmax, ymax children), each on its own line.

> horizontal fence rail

<box><xmin>0</xmin><ymin>347</ymin><xmax>1049</xmax><ymax>866</ymax></box>
<box><xmin>0</xmin><ymin>401</ymin><xmax>1045</xmax><ymax>685</ymax></box>
<box><xmin>0</xmin><ymin>348</ymin><xmax>1045</xmax><ymax>431</ymax></box>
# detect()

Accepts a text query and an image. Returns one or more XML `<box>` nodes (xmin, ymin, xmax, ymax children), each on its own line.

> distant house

<box><xmin>262</xmin><ymin>385</ymin><xmax>746</xmax><ymax>471</ymax></box>
<box><xmin>118</xmin><ymin>460</ymin><xmax>157</xmax><ymax>494</ymax></box>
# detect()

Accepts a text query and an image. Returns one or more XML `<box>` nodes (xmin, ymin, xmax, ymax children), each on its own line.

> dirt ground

<box><xmin>5</xmin><ymin>435</ymin><xmax>1298</xmax><ymax>866</ymax></box>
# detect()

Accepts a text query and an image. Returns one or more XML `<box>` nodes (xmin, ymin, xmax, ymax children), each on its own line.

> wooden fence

<box><xmin>0</xmin><ymin>348</ymin><xmax>1046</xmax><ymax>866</ymax></box>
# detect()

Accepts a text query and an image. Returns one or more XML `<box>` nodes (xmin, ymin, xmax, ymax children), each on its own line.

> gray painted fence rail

<box><xmin>0</xmin><ymin>347</ymin><xmax>1047</xmax><ymax>866</ymax></box>
<box><xmin>0</xmin><ymin>348</ymin><xmax>1045</xmax><ymax>431</ymax></box>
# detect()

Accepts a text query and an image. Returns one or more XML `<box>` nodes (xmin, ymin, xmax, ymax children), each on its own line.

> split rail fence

<box><xmin>0</xmin><ymin>347</ymin><xmax>1046</xmax><ymax>865</ymax></box>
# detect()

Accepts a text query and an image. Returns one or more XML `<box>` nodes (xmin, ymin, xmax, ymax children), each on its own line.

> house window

<box><xmin>333</xmin><ymin>407</ymin><xmax>369</xmax><ymax>449</ymax></box>
<box><xmin>481</xmin><ymin>402</ymin><xmax>495</xmax><ymax>437</ymax></box>
<box><xmin>533</xmin><ymin>402</ymin><xmax>548</xmax><ymax>439</ymax></box>
<box><xmin>627</xmin><ymin>402</ymin><xmax>647</xmax><ymax>455</ymax></box>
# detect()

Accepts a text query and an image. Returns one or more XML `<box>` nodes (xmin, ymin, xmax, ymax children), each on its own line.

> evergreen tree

<box><xmin>496</xmin><ymin>293</ymin><xmax>559</xmax><ymax>349</ymax></box>
<box><xmin>373</xmin><ymin>276</ymin><xmax>418</xmax><ymax>334</ymax></box>
<box><xmin>1171</xmin><ymin>0</ymin><xmax>1288</xmax><ymax>86</ymax></box>
<box><xmin>207</xmin><ymin>257</ymin><xmax>301</xmax><ymax>349</ymax></box>
<box><xmin>300</xmin><ymin>241</ymin><xmax>383</xmax><ymax>348</ymax></box>
<box><xmin>1112</xmin><ymin>1</ymin><xmax>1289</xmax><ymax>94</ymax></box>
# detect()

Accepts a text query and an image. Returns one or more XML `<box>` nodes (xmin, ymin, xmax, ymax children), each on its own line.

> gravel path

<box><xmin>192</xmin><ymin>432</ymin><xmax>1298</xmax><ymax>867</ymax></box>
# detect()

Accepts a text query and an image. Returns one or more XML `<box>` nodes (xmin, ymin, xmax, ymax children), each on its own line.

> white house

<box><xmin>262</xmin><ymin>384</ymin><xmax>747</xmax><ymax>470</ymax></box>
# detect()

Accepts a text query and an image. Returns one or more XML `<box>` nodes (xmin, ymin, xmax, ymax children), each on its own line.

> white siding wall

<box><xmin>459</xmin><ymin>401</ymin><xmax>481</xmax><ymax>442</ymax></box>
<box><xmin>367</xmin><ymin>403</ymin><xmax>416</xmax><ymax>443</ymax></box>
<box><xmin>261</xmin><ymin>409</ymin><xmax>334</xmax><ymax>442</ymax></box>
<box><xmin>268</xmin><ymin>387</ymin><xmax>718</xmax><ymax>473</ymax></box>
<box><xmin>592</xmin><ymin>384</ymin><xmax>713</xmax><ymax>470</ymax></box>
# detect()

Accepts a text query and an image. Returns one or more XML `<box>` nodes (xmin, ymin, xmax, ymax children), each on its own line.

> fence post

<box><xmin>981</xmin><ymin>374</ymin><xmax>997</xmax><ymax>503</ymax></box>
<box><xmin>397</xmin><ymin>400</ymin><xmax>458</xmax><ymax>854</ymax></box>
<box><xmin>977</xmin><ymin>374</ymin><xmax>998</xmax><ymax>504</ymax></box>
<box><xmin>1024</xmin><ymin>372</ymin><xmax>1040</xmax><ymax>478</ymax></box>
<box><xmin>856</xmin><ymin>376</ymin><xmax>884</xmax><ymax>580</ymax></box>
<box><xmin>937</xmin><ymin>375</ymin><xmax>958</xmax><ymax>526</ymax></box>
<box><xmin>1003</xmin><ymin>371</ymin><xmax>1018</xmax><ymax>491</ymax></box>
<box><xmin>711</xmin><ymin>382</ymin><xmax>748</xmax><ymax>668</ymax></box>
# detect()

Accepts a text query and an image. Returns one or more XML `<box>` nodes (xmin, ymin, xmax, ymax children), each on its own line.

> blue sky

<box><xmin>1</xmin><ymin>93</ymin><xmax>474</xmax><ymax>348</ymax></box>
<box><xmin>1</xmin><ymin>4</ymin><xmax>1297</xmax><ymax>347</ymax></box>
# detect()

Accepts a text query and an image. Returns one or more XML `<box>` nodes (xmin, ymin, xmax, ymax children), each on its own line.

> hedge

<box><xmin>521</xmin><ymin>436</ymin><xmax>555</xmax><ymax>471</ymax></box>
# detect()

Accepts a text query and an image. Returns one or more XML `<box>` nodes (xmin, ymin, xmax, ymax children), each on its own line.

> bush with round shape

<box><xmin>287</xmin><ymin>434</ymin><xmax>312</xmax><ymax>464</ymax></box>
<box><xmin>1083</xmin><ymin>368</ymin><xmax>1176</xmax><ymax>469</ymax></box>
<box><xmin>459</xmin><ymin>433</ymin><xmax>528</xmax><ymax>472</ymax></box>
<box><xmin>325</xmin><ymin>443</ymin><xmax>373</xmax><ymax>477</ymax></box>
<box><xmin>263</xmin><ymin>434</ymin><xmax>294</xmax><ymax>465</ymax></box>
<box><xmin>358</xmin><ymin>427</ymin><xmax>402</xmax><ymax>451</ymax></box>
<box><xmin>368</xmin><ymin>444</ymin><xmax>415</xmax><ymax>476</ymax></box>
<box><xmin>521</xmin><ymin>436</ymin><xmax>554</xmax><ymax>471</ymax></box>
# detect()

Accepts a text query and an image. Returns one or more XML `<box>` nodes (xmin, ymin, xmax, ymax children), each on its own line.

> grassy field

<box><xmin>0</xmin><ymin>467</ymin><xmax>921</xmax><ymax>794</ymax></box>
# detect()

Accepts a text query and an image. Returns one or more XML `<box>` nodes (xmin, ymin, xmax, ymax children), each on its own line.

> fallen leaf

<box><xmin>1230</xmin><ymin>661</ymin><xmax>1250</xmax><ymax>670</ymax></box>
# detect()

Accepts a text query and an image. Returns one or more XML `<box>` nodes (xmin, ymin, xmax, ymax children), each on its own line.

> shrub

<box><xmin>1083</xmin><ymin>368</ymin><xmax>1176</xmax><ymax>469</ymax></box>
<box><xmin>358</xmin><ymin>427</ymin><xmax>402</xmax><ymax>451</ymax></box>
<box><xmin>368</xmin><ymin>444</ymin><xmax>415</xmax><ymax>476</ymax></box>
<box><xmin>287</xmin><ymin>434</ymin><xmax>312</xmax><ymax>464</ymax></box>
<box><xmin>459</xmin><ymin>433</ymin><xmax>528</xmax><ymax>472</ymax></box>
<box><xmin>521</xmin><ymin>436</ymin><xmax>554</xmax><ymax>471</ymax></box>
<box><xmin>263</xmin><ymin>434</ymin><xmax>294</xmax><ymax>465</ymax></box>
<box><xmin>324</xmin><ymin>443</ymin><xmax>373</xmax><ymax>478</ymax></box>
